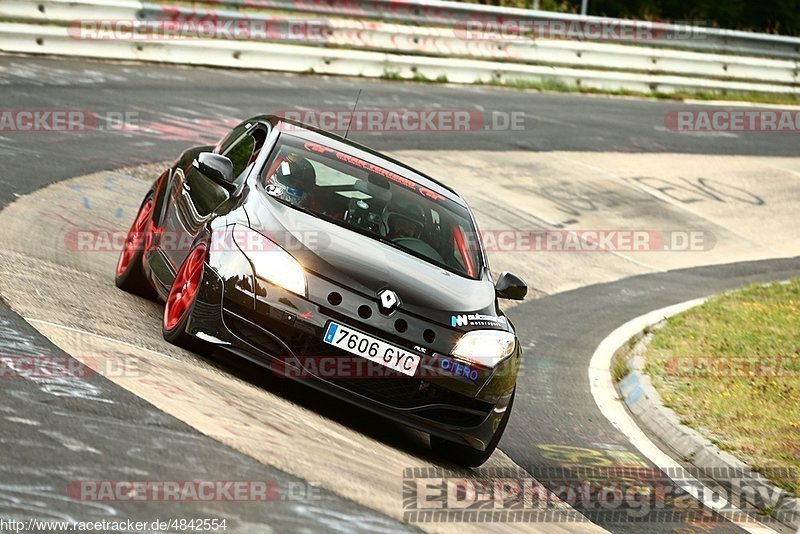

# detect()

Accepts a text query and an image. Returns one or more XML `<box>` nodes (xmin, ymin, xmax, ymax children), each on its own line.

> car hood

<box><xmin>245</xmin><ymin>194</ymin><xmax>497</xmax><ymax>317</ymax></box>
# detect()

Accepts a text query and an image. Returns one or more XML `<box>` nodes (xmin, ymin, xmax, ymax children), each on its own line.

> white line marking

<box><xmin>653</xmin><ymin>125</ymin><xmax>739</xmax><ymax>138</ymax></box>
<box><xmin>589</xmin><ymin>298</ymin><xmax>776</xmax><ymax>534</ymax></box>
<box><xmin>5</xmin><ymin>417</ymin><xmax>39</xmax><ymax>426</ymax></box>
<box><xmin>39</xmin><ymin>430</ymin><xmax>101</xmax><ymax>454</ymax></box>
<box><xmin>24</xmin><ymin>318</ymin><xmax>180</xmax><ymax>362</ymax></box>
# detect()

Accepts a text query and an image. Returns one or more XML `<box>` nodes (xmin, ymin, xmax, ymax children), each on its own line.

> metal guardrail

<box><xmin>133</xmin><ymin>2</ymin><xmax>800</xmax><ymax>86</ymax></box>
<box><xmin>198</xmin><ymin>0</ymin><xmax>800</xmax><ymax>60</ymax></box>
<box><xmin>1</xmin><ymin>0</ymin><xmax>798</xmax><ymax>95</ymax></box>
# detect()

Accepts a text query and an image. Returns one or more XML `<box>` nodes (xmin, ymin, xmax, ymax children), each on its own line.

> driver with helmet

<box><xmin>385</xmin><ymin>202</ymin><xmax>426</xmax><ymax>240</ymax></box>
<box><xmin>263</xmin><ymin>153</ymin><xmax>316</xmax><ymax>207</ymax></box>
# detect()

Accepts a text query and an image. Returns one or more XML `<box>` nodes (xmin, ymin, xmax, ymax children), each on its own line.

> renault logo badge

<box><xmin>378</xmin><ymin>289</ymin><xmax>399</xmax><ymax>313</ymax></box>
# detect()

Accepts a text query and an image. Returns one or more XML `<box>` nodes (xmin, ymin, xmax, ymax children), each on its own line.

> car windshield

<box><xmin>258</xmin><ymin>134</ymin><xmax>483</xmax><ymax>279</ymax></box>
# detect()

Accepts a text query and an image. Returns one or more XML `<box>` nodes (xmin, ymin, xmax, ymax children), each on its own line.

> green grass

<box><xmin>486</xmin><ymin>77</ymin><xmax>800</xmax><ymax>105</ymax></box>
<box><xmin>379</xmin><ymin>71</ymin><xmax>800</xmax><ymax>104</ymax></box>
<box><xmin>381</xmin><ymin>68</ymin><xmax>404</xmax><ymax>81</ymax></box>
<box><xmin>612</xmin><ymin>350</ymin><xmax>631</xmax><ymax>383</ymax></box>
<box><xmin>485</xmin><ymin>76</ymin><xmax>575</xmax><ymax>93</ymax></box>
<box><xmin>380</xmin><ymin>68</ymin><xmax>449</xmax><ymax>84</ymax></box>
<box><xmin>644</xmin><ymin>279</ymin><xmax>800</xmax><ymax>496</ymax></box>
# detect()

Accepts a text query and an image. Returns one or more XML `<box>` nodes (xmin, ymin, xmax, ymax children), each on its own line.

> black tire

<box><xmin>162</xmin><ymin>242</ymin><xmax>207</xmax><ymax>352</ymax></box>
<box><xmin>115</xmin><ymin>193</ymin><xmax>157</xmax><ymax>300</ymax></box>
<box><xmin>162</xmin><ymin>298</ymin><xmax>202</xmax><ymax>351</ymax></box>
<box><xmin>430</xmin><ymin>390</ymin><xmax>515</xmax><ymax>468</ymax></box>
<box><xmin>162</xmin><ymin>309</ymin><xmax>205</xmax><ymax>352</ymax></box>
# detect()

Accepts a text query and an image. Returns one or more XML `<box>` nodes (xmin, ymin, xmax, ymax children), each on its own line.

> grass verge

<box><xmin>643</xmin><ymin>279</ymin><xmax>800</xmax><ymax>496</ymax></box>
<box><xmin>484</xmin><ymin>77</ymin><xmax>800</xmax><ymax>105</ymax></box>
<box><xmin>376</xmin><ymin>72</ymin><xmax>800</xmax><ymax>105</ymax></box>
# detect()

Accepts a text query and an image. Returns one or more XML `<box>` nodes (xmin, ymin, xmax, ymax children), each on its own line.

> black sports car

<box><xmin>115</xmin><ymin>114</ymin><xmax>527</xmax><ymax>466</ymax></box>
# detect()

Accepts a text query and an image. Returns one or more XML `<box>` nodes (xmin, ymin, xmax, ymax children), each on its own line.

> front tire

<box><xmin>115</xmin><ymin>193</ymin><xmax>157</xmax><ymax>299</ymax></box>
<box><xmin>162</xmin><ymin>242</ymin><xmax>207</xmax><ymax>351</ymax></box>
<box><xmin>430</xmin><ymin>390</ymin><xmax>515</xmax><ymax>467</ymax></box>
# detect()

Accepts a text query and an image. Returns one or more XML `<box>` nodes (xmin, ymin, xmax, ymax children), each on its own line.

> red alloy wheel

<box><xmin>116</xmin><ymin>199</ymin><xmax>153</xmax><ymax>277</ymax></box>
<box><xmin>163</xmin><ymin>243</ymin><xmax>207</xmax><ymax>331</ymax></box>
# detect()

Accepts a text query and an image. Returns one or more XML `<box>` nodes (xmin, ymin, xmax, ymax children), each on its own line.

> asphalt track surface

<box><xmin>0</xmin><ymin>55</ymin><xmax>798</xmax><ymax>532</ymax></box>
<box><xmin>507</xmin><ymin>257</ymin><xmax>800</xmax><ymax>532</ymax></box>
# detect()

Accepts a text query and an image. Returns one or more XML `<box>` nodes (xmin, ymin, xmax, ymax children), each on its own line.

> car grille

<box><xmin>224</xmin><ymin>310</ymin><xmax>494</xmax><ymax>422</ymax></box>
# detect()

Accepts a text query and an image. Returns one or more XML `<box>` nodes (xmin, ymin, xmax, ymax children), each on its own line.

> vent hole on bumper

<box><xmin>423</xmin><ymin>329</ymin><xmax>436</xmax><ymax>343</ymax></box>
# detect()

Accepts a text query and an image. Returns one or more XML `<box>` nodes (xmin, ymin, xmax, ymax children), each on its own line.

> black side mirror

<box><xmin>193</xmin><ymin>152</ymin><xmax>235</xmax><ymax>191</ymax></box>
<box><xmin>495</xmin><ymin>271</ymin><xmax>527</xmax><ymax>300</ymax></box>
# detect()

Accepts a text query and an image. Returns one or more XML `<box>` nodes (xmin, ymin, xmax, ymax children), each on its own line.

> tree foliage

<box><xmin>464</xmin><ymin>0</ymin><xmax>800</xmax><ymax>36</ymax></box>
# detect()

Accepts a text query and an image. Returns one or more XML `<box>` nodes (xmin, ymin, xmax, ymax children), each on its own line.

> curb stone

<box><xmin>615</xmin><ymin>322</ymin><xmax>800</xmax><ymax>532</ymax></box>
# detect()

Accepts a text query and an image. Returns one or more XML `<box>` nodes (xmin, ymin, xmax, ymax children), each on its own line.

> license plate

<box><xmin>323</xmin><ymin>322</ymin><xmax>421</xmax><ymax>377</ymax></box>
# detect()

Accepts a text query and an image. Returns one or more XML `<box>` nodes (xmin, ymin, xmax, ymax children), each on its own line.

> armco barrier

<box><xmin>139</xmin><ymin>2</ymin><xmax>800</xmax><ymax>85</ymax></box>
<box><xmin>198</xmin><ymin>0</ymin><xmax>800</xmax><ymax>60</ymax></box>
<box><xmin>1</xmin><ymin>0</ymin><xmax>798</xmax><ymax>93</ymax></box>
<box><xmin>2</xmin><ymin>0</ymin><xmax>141</xmax><ymax>22</ymax></box>
<box><xmin>2</xmin><ymin>22</ymin><xmax>798</xmax><ymax>96</ymax></box>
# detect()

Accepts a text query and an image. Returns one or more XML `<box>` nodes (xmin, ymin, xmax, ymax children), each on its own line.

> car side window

<box><xmin>224</xmin><ymin>134</ymin><xmax>257</xmax><ymax>180</ymax></box>
<box><xmin>222</xmin><ymin>126</ymin><xmax>268</xmax><ymax>181</ymax></box>
<box><xmin>214</xmin><ymin>121</ymin><xmax>252</xmax><ymax>155</ymax></box>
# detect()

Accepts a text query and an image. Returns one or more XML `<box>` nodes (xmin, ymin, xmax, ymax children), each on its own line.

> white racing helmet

<box><xmin>265</xmin><ymin>154</ymin><xmax>316</xmax><ymax>206</ymax></box>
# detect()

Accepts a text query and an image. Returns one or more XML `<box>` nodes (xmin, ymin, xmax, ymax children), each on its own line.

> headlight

<box><xmin>232</xmin><ymin>226</ymin><xmax>306</xmax><ymax>296</ymax></box>
<box><xmin>451</xmin><ymin>330</ymin><xmax>516</xmax><ymax>368</ymax></box>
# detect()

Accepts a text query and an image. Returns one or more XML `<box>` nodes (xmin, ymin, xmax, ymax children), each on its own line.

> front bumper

<box><xmin>185</xmin><ymin>257</ymin><xmax>519</xmax><ymax>451</ymax></box>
